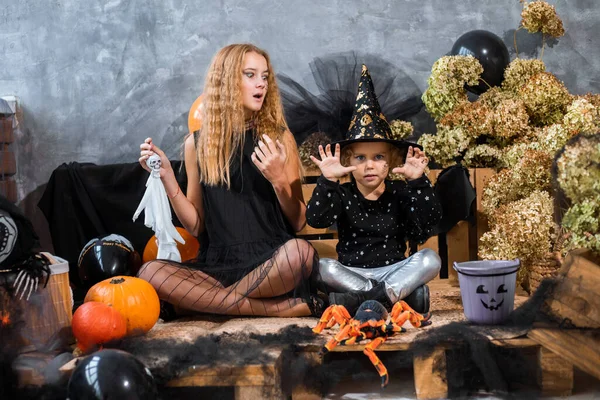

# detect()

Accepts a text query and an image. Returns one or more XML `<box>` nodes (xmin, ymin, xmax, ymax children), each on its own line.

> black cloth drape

<box><xmin>432</xmin><ymin>164</ymin><xmax>477</xmax><ymax>234</ymax></box>
<box><xmin>38</xmin><ymin>161</ymin><xmax>188</xmax><ymax>290</ymax></box>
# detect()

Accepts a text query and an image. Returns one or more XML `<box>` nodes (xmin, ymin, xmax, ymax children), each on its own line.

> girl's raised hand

<box><xmin>139</xmin><ymin>138</ymin><xmax>173</xmax><ymax>178</ymax></box>
<box><xmin>310</xmin><ymin>144</ymin><xmax>356</xmax><ymax>182</ymax></box>
<box><xmin>392</xmin><ymin>146</ymin><xmax>428</xmax><ymax>180</ymax></box>
<box><xmin>251</xmin><ymin>134</ymin><xmax>288</xmax><ymax>186</ymax></box>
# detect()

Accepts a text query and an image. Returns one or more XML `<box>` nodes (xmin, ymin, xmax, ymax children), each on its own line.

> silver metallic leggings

<box><xmin>317</xmin><ymin>248</ymin><xmax>441</xmax><ymax>302</ymax></box>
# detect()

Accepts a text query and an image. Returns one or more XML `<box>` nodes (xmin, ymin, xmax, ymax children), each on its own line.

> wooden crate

<box><xmin>60</xmin><ymin>348</ymin><xmax>285</xmax><ymax>400</ymax></box>
<box><xmin>544</xmin><ymin>249</ymin><xmax>600</xmax><ymax>329</ymax></box>
<box><xmin>0</xmin><ymin>117</ymin><xmax>17</xmax><ymax>202</ymax></box>
<box><xmin>166</xmin><ymin>347</ymin><xmax>284</xmax><ymax>399</ymax></box>
<box><xmin>294</xmin><ymin>332</ymin><xmax>566</xmax><ymax>399</ymax></box>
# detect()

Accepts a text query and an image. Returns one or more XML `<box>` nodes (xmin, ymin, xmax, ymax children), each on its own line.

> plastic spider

<box><xmin>312</xmin><ymin>299</ymin><xmax>431</xmax><ymax>388</ymax></box>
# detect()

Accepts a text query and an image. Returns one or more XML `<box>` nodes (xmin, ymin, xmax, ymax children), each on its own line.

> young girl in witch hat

<box><xmin>307</xmin><ymin>65</ymin><xmax>442</xmax><ymax>316</ymax></box>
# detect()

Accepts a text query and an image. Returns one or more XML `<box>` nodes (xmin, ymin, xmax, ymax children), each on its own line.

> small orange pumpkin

<box><xmin>72</xmin><ymin>301</ymin><xmax>127</xmax><ymax>353</ymax></box>
<box><xmin>142</xmin><ymin>226</ymin><xmax>200</xmax><ymax>263</ymax></box>
<box><xmin>84</xmin><ymin>276</ymin><xmax>160</xmax><ymax>337</ymax></box>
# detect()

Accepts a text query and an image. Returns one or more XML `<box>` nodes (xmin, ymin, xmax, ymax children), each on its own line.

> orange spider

<box><xmin>312</xmin><ymin>299</ymin><xmax>431</xmax><ymax>388</ymax></box>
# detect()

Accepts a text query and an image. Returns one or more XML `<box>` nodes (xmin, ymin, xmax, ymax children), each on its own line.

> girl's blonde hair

<box><xmin>196</xmin><ymin>43</ymin><xmax>302</xmax><ymax>187</ymax></box>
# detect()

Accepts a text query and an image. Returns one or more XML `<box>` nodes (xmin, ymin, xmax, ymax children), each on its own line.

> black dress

<box><xmin>190</xmin><ymin>129</ymin><xmax>312</xmax><ymax>295</ymax></box>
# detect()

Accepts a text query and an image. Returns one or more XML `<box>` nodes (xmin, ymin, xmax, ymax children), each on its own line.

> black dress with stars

<box><xmin>306</xmin><ymin>175</ymin><xmax>442</xmax><ymax>268</ymax></box>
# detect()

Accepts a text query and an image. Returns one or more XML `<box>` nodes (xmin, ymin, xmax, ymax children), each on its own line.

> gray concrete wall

<box><xmin>1</xmin><ymin>0</ymin><xmax>598</xmax><ymax>236</ymax></box>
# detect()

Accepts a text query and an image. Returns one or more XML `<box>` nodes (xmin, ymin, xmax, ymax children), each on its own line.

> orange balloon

<box><xmin>143</xmin><ymin>227</ymin><xmax>200</xmax><ymax>263</ymax></box>
<box><xmin>188</xmin><ymin>93</ymin><xmax>204</xmax><ymax>134</ymax></box>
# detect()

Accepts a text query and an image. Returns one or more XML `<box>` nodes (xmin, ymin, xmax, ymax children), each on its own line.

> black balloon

<box><xmin>77</xmin><ymin>234</ymin><xmax>141</xmax><ymax>288</ymax></box>
<box><xmin>450</xmin><ymin>30</ymin><xmax>510</xmax><ymax>95</ymax></box>
<box><xmin>68</xmin><ymin>349</ymin><xmax>158</xmax><ymax>400</ymax></box>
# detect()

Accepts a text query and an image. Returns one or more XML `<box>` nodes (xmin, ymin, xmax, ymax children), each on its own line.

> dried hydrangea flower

<box><xmin>482</xmin><ymin>149</ymin><xmax>553</xmax><ymax>217</ymax></box>
<box><xmin>477</xmin><ymin>87</ymin><xmax>516</xmax><ymax>109</ymax></box>
<box><xmin>556</xmin><ymin>133</ymin><xmax>600</xmax><ymax>203</ymax></box>
<box><xmin>389</xmin><ymin>120</ymin><xmax>414</xmax><ymax>140</ymax></box>
<box><xmin>422</xmin><ymin>55</ymin><xmax>483</xmax><ymax>121</ymax></box>
<box><xmin>418</xmin><ymin>126</ymin><xmax>472</xmax><ymax>168</ymax></box>
<box><xmin>298</xmin><ymin>131</ymin><xmax>332</xmax><ymax>171</ymax></box>
<box><xmin>502</xmin><ymin>58</ymin><xmax>546</xmax><ymax>94</ymax></box>
<box><xmin>491</xmin><ymin>98</ymin><xmax>530</xmax><ymax>141</ymax></box>
<box><xmin>561</xmin><ymin>197</ymin><xmax>600</xmax><ymax>255</ymax></box>
<box><xmin>440</xmin><ymin>101</ymin><xmax>492</xmax><ymax>138</ymax></box>
<box><xmin>521</xmin><ymin>1</ymin><xmax>565</xmax><ymax>38</ymax></box>
<box><xmin>479</xmin><ymin>190</ymin><xmax>555</xmax><ymax>264</ymax></box>
<box><xmin>578</xmin><ymin>93</ymin><xmax>600</xmax><ymax>109</ymax></box>
<box><xmin>537</xmin><ymin>123</ymin><xmax>572</xmax><ymax>153</ymax></box>
<box><xmin>463</xmin><ymin>144</ymin><xmax>505</xmax><ymax>168</ymax></box>
<box><xmin>519</xmin><ymin>72</ymin><xmax>571</xmax><ymax>126</ymax></box>
<box><xmin>562</xmin><ymin>98</ymin><xmax>600</xmax><ymax>135</ymax></box>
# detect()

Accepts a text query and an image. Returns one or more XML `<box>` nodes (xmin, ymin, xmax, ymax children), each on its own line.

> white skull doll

<box><xmin>133</xmin><ymin>155</ymin><xmax>185</xmax><ymax>262</ymax></box>
<box><xmin>147</xmin><ymin>154</ymin><xmax>162</xmax><ymax>178</ymax></box>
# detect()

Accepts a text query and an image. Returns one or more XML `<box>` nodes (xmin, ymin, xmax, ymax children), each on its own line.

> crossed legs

<box><xmin>137</xmin><ymin>239</ymin><xmax>316</xmax><ymax>317</ymax></box>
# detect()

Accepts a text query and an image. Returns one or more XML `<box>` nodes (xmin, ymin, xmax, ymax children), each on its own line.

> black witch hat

<box><xmin>278</xmin><ymin>51</ymin><xmax>427</xmax><ymax>147</ymax></box>
<box><xmin>335</xmin><ymin>65</ymin><xmax>422</xmax><ymax>151</ymax></box>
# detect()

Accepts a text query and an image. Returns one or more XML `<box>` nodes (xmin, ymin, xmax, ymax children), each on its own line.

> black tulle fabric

<box><xmin>278</xmin><ymin>51</ymin><xmax>425</xmax><ymax>146</ymax></box>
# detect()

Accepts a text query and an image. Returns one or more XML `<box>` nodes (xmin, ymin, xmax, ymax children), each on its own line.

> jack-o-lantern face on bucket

<box><xmin>476</xmin><ymin>284</ymin><xmax>508</xmax><ymax>311</ymax></box>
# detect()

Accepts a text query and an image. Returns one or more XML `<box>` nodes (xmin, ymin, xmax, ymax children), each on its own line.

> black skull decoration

<box><xmin>0</xmin><ymin>209</ymin><xmax>18</xmax><ymax>264</ymax></box>
<box><xmin>476</xmin><ymin>284</ymin><xmax>508</xmax><ymax>311</ymax></box>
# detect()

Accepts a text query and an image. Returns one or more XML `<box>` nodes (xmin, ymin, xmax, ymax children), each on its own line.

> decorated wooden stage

<box><xmin>54</xmin><ymin>278</ymin><xmax>585</xmax><ymax>400</ymax></box>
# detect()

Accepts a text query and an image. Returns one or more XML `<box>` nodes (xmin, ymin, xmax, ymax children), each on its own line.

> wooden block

<box><xmin>490</xmin><ymin>337</ymin><xmax>538</xmax><ymax>348</ymax></box>
<box><xmin>474</xmin><ymin>168</ymin><xmax>496</xmax><ymax>260</ymax></box>
<box><xmin>546</xmin><ymin>249</ymin><xmax>600</xmax><ymax>328</ymax></box>
<box><xmin>426</xmin><ymin>169</ymin><xmax>441</xmax><ymax>185</ymax></box>
<box><xmin>292</xmin><ymin>352</ymin><xmax>322</xmax><ymax>400</ymax></box>
<box><xmin>0</xmin><ymin>178</ymin><xmax>16</xmax><ymax>203</ymax></box>
<box><xmin>302</xmin><ymin>183</ymin><xmax>316</xmax><ymax>203</ymax></box>
<box><xmin>167</xmin><ymin>348</ymin><xmax>283</xmax><ymax>396</ymax></box>
<box><xmin>297</xmin><ymin>224</ymin><xmax>333</xmax><ymax>237</ymax></box>
<box><xmin>299</xmin><ymin>183</ymin><xmax>339</xmax><ymax>237</ymax></box>
<box><xmin>528</xmin><ymin>328</ymin><xmax>600</xmax><ymax>382</ymax></box>
<box><xmin>413</xmin><ymin>346</ymin><xmax>448</xmax><ymax>399</ymax></box>
<box><xmin>235</xmin><ymin>385</ymin><xmax>282</xmax><ymax>400</ymax></box>
<box><xmin>0</xmin><ymin>150</ymin><xmax>16</xmax><ymax>176</ymax></box>
<box><xmin>0</xmin><ymin>117</ymin><xmax>13</xmax><ymax>144</ymax></box>
<box><xmin>537</xmin><ymin>346</ymin><xmax>574</xmax><ymax>397</ymax></box>
<box><xmin>417</xmin><ymin>235</ymin><xmax>439</xmax><ymax>253</ymax></box>
<box><xmin>446</xmin><ymin>221</ymin><xmax>471</xmax><ymax>286</ymax></box>
<box><xmin>304</xmin><ymin>169</ymin><xmax>321</xmax><ymax>178</ymax></box>
<box><xmin>14</xmin><ymin>351</ymin><xmax>59</xmax><ymax>387</ymax></box>
<box><xmin>309</xmin><ymin>239</ymin><xmax>338</xmax><ymax>260</ymax></box>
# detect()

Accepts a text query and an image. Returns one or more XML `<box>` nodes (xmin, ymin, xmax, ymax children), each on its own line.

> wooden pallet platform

<box><xmin>166</xmin><ymin>347</ymin><xmax>284</xmax><ymax>399</ymax></box>
<box><xmin>56</xmin><ymin>280</ymin><xmax>543</xmax><ymax>399</ymax></box>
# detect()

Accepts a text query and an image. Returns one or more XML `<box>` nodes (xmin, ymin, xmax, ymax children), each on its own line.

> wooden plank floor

<box><xmin>140</xmin><ymin>279</ymin><xmax>530</xmax><ymax>349</ymax></box>
<box><xmin>53</xmin><ymin>279</ymin><xmax>577</xmax><ymax>400</ymax></box>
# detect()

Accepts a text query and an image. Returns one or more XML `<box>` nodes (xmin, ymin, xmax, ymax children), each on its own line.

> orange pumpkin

<box><xmin>187</xmin><ymin>93</ymin><xmax>204</xmax><ymax>133</ymax></box>
<box><xmin>142</xmin><ymin>226</ymin><xmax>200</xmax><ymax>263</ymax></box>
<box><xmin>72</xmin><ymin>301</ymin><xmax>127</xmax><ymax>353</ymax></box>
<box><xmin>84</xmin><ymin>276</ymin><xmax>160</xmax><ymax>337</ymax></box>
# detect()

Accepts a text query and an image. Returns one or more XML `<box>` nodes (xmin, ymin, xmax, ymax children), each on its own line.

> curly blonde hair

<box><xmin>196</xmin><ymin>43</ymin><xmax>301</xmax><ymax>187</ymax></box>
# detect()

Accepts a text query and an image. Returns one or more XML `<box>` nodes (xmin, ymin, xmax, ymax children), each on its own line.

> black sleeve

<box><xmin>306</xmin><ymin>175</ymin><xmax>344</xmax><ymax>229</ymax></box>
<box><xmin>397</xmin><ymin>175</ymin><xmax>442</xmax><ymax>243</ymax></box>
